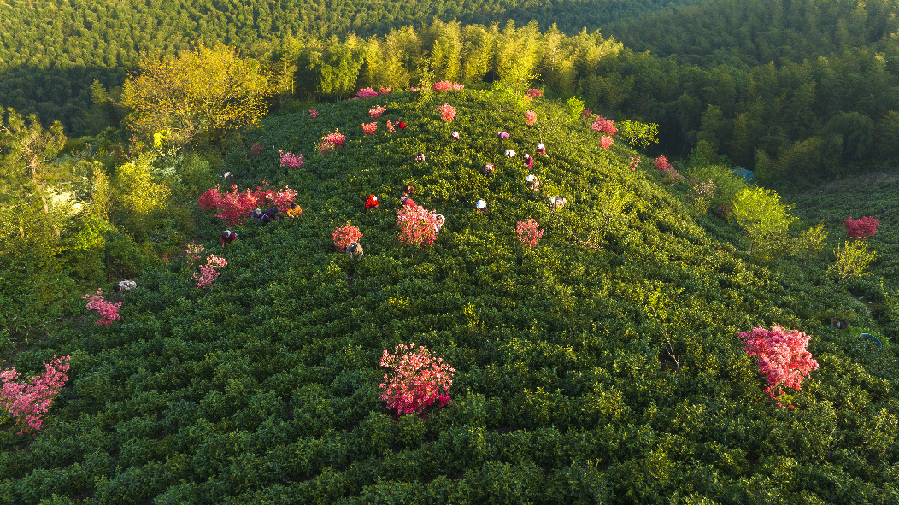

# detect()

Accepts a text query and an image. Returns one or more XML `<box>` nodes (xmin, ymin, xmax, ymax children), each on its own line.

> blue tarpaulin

<box><xmin>731</xmin><ymin>167</ymin><xmax>755</xmax><ymax>183</ymax></box>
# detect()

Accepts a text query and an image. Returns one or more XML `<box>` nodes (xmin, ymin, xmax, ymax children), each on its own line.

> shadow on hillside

<box><xmin>0</xmin><ymin>64</ymin><xmax>127</xmax><ymax>136</ymax></box>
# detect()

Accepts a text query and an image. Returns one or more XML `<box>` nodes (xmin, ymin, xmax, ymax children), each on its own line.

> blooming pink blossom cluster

<box><xmin>318</xmin><ymin>130</ymin><xmax>346</xmax><ymax>153</ymax></box>
<box><xmin>629</xmin><ymin>156</ymin><xmax>641</xmax><ymax>171</ymax></box>
<box><xmin>361</xmin><ymin>122</ymin><xmax>378</xmax><ymax>135</ymax></box>
<box><xmin>199</xmin><ymin>183</ymin><xmax>298</xmax><ymax>226</ymax></box>
<box><xmin>655</xmin><ymin>155</ymin><xmax>673</xmax><ymax>172</ymax></box>
<box><xmin>309</xmin><ymin>109</ymin><xmax>319</xmax><ymax>118</ymax></box>
<box><xmin>397</xmin><ymin>203</ymin><xmax>444</xmax><ymax>247</ymax></box>
<box><xmin>379</xmin><ymin>343</ymin><xmax>454</xmax><ymax>415</ymax></box>
<box><xmin>526</xmin><ymin>88</ymin><xmax>544</xmax><ymax>98</ymax></box>
<box><xmin>369</xmin><ymin>106</ymin><xmax>386</xmax><ymax>118</ymax></box>
<box><xmin>354</xmin><ymin>87</ymin><xmax>380</xmax><ymax>99</ymax></box>
<box><xmin>185</xmin><ymin>243</ymin><xmax>205</xmax><ymax>264</ymax></box>
<box><xmin>0</xmin><ymin>356</ymin><xmax>70</xmax><ymax>434</ymax></box>
<box><xmin>739</xmin><ymin>325</ymin><xmax>819</xmax><ymax>408</ymax></box>
<box><xmin>278</xmin><ymin>150</ymin><xmax>304</xmax><ymax>169</ymax></box>
<box><xmin>437</xmin><ymin>103</ymin><xmax>456</xmax><ymax>122</ymax></box>
<box><xmin>516</xmin><ymin>218</ymin><xmax>544</xmax><ymax>248</ymax></box>
<box><xmin>653</xmin><ymin>155</ymin><xmax>685</xmax><ymax>183</ymax></box>
<box><xmin>844</xmin><ymin>216</ymin><xmax>879</xmax><ymax>239</ymax></box>
<box><xmin>193</xmin><ymin>254</ymin><xmax>227</xmax><ymax>289</ymax></box>
<box><xmin>525</xmin><ymin>110</ymin><xmax>537</xmax><ymax>126</ymax></box>
<box><xmin>332</xmin><ymin>223</ymin><xmax>363</xmax><ymax>251</ymax></box>
<box><xmin>433</xmin><ymin>81</ymin><xmax>464</xmax><ymax>92</ymax></box>
<box><xmin>379</xmin><ymin>86</ymin><xmax>392</xmax><ymax>95</ymax></box>
<box><xmin>591</xmin><ymin>116</ymin><xmax>618</xmax><ymax>135</ymax></box>
<box><xmin>82</xmin><ymin>289</ymin><xmax>121</xmax><ymax>326</ymax></box>
<box><xmin>600</xmin><ymin>136</ymin><xmax>614</xmax><ymax>150</ymax></box>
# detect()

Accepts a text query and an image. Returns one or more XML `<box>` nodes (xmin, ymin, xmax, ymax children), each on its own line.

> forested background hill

<box><xmin>6</xmin><ymin>0</ymin><xmax>899</xmax><ymax>187</ymax></box>
<box><xmin>1</xmin><ymin>0</ymin><xmax>700</xmax><ymax>136</ymax></box>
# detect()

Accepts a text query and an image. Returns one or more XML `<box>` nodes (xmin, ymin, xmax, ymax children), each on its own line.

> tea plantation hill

<box><xmin>2</xmin><ymin>89</ymin><xmax>898</xmax><ymax>503</ymax></box>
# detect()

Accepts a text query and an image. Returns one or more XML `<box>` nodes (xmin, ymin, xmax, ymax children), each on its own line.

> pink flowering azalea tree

<box><xmin>629</xmin><ymin>156</ymin><xmax>641</xmax><ymax>171</ymax></box>
<box><xmin>844</xmin><ymin>216</ymin><xmax>879</xmax><ymax>239</ymax></box>
<box><xmin>739</xmin><ymin>325</ymin><xmax>820</xmax><ymax>408</ymax></box>
<box><xmin>525</xmin><ymin>110</ymin><xmax>537</xmax><ymax>126</ymax></box>
<box><xmin>397</xmin><ymin>204</ymin><xmax>444</xmax><ymax>246</ymax></box>
<box><xmin>361</xmin><ymin>122</ymin><xmax>377</xmax><ymax>135</ymax></box>
<box><xmin>591</xmin><ymin>116</ymin><xmax>618</xmax><ymax>135</ymax></box>
<box><xmin>369</xmin><ymin>106</ymin><xmax>386</xmax><ymax>118</ymax></box>
<box><xmin>433</xmin><ymin>81</ymin><xmax>464</xmax><ymax>91</ymax></box>
<box><xmin>516</xmin><ymin>218</ymin><xmax>544</xmax><ymax>248</ymax></box>
<box><xmin>278</xmin><ymin>150</ymin><xmax>304</xmax><ymax>169</ymax></box>
<box><xmin>0</xmin><ymin>355</ymin><xmax>70</xmax><ymax>434</ymax></box>
<box><xmin>318</xmin><ymin>129</ymin><xmax>346</xmax><ymax>153</ymax></box>
<box><xmin>379</xmin><ymin>344</ymin><xmax>455</xmax><ymax>415</ymax></box>
<box><xmin>193</xmin><ymin>254</ymin><xmax>227</xmax><ymax>289</ymax></box>
<box><xmin>655</xmin><ymin>155</ymin><xmax>673</xmax><ymax>172</ymax></box>
<box><xmin>82</xmin><ymin>289</ymin><xmax>121</xmax><ymax>326</ymax></box>
<box><xmin>437</xmin><ymin>103</ymin><xmax>456</xmax><ymax>122</ymax></box>
<box><xmin>354</xmin><ymin>87</ymin><xmax>379</xmax><ymax>99</ymax></box>
<box><xmin>600</xmin><ymin>136</ymin><xmax>614</xmax><ymax>150</ymax></box>
<box><xmin>332</xmin><ymin>223</ymin><xmax>363</xmax><ymax>251</ymax></box>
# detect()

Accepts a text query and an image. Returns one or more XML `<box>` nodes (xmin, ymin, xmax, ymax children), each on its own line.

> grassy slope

<box><xmin>1</xmin><ymin>91</ymin><xmax>897</xmax><ymax>503</ymax></box>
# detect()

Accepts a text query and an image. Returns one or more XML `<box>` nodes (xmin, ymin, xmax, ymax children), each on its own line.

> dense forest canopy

<box><xmin>607</xmin><ymin>0</ymin><xmax>899</xmax><ymax>67</ymax></box>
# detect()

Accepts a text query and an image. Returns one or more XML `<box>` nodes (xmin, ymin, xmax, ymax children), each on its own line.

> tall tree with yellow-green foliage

<box><xmin>122</xmin><ymin>43</ymin><xmax>274</xmax><ymax>148</ymax></box>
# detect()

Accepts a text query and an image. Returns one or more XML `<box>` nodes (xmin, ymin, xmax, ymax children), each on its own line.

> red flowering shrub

<box><xmin>318</xmin><ymin>129</ymin><xmax>346</xmax><ymax>153</ymax></box>
<box><xmin>525</xmin><ymin>110</ymin><xmax>537</xmax><ymax>126</ymax></box>
<box><xmin>739</xmin><ymin>325</ymin><xmax>819</xmax><ymax>408</ymax></box>
<box><xmin>516</xmin><ymin>219</ymin><xmax>544</xmax><ymax>248</ymax></box>
<box><xmin>361</xmin><ymin>122</ymin><xmax>377</xmax><ymax>135</ymax></box>
<box><xmin>844</xmin><ymin>216</ymin><xmax>879</xmax><ymax>239</ymax></box>
<box><xmin>379</xmin><ymin>343</ymin><xmax>454</xmax><ymax>415</ymax></box>
<box><xmin>369</xmin><ymin>106</ymin><xmax>386</xmax><ymax>118</ymax></box>
<box><xmin>433</xmin><ymin>81</ymin><xmax>464</xmax><ymax>92</ymax></box>
<box><xmin>332</xmin><ymin>223</ymin><xmax>362</xmax><ymax>251</ymax></box>
<box><xmin>600</xmin><ymin>136</ymin><xmax>614</xmax><ymax>149</ymax></box>
<box><xmin>655</xmin><ymin>155</ymin><xmax>673</xmax><ymax>172</ymax></box>
<box><xmin>629</xmin><ymin>155</ymin><xmax>641</xmax><ymax>171</ymax></box>
<box><xmin>199</xmin><ymin>183</ymin><xmax>298</xmax><ymax>226</ymax></box>
<box><xmin>526</xmin><ymin>88</ymin><xmax>544</xmax><ymax>98</ymax></box>
<box><xmin>437</xmin><ymin>103</ymin><xmax>456</xmax><ymax>122</ymax></box>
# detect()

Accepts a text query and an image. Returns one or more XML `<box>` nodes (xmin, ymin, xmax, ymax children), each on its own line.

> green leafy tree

<box><xmin>730</xmin><ymin>186</ymin><xmax>796</xmax><ymax>262</ymax></box>
<box><xmin>617</xmin><ymin>119</ymin><xmax>659</xmax><ymax>148</ymax></box>
<box><xmin>318</xmin><ymin>35</ymin><xmax>366</xmax><ymax>98</ymax></box>
<box><xmin>828</xmin><ymin>239</ymin><xmax>877</xmax><ymax>281</ymax></box>
<box><xmin>122</xmin><ymin>43</ymin><xmax>273</xmax><ymax>147</ymax></box>
<box><xmin>0</xmin><ymin>109</ymin><xmax>68</xmax><ymax>247</ymax></box>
